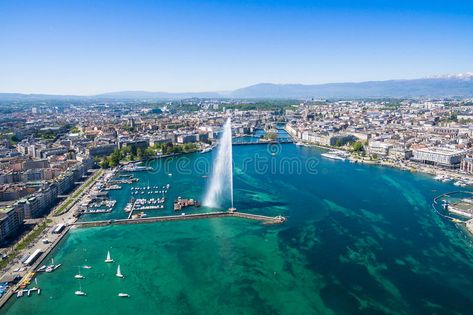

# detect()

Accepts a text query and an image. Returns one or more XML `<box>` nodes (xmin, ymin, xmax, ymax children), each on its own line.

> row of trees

<box><xmin>153</xmin><ymin>142</ymin><xmax>198</xmax><ymax>155</ymax></box>
<box><xmin>99</xmin><ymin>145</ymin><xmax>155</xmax><ymax>168</ymax></box>
<box><xmin>98</xmin><ymin>142</ymin><xmax>199</xmax><ymax>169</ymax></box>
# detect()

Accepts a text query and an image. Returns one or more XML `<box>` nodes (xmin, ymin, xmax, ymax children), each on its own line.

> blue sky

<box><xmin>0</xmin><ymin>0</ymin><xmax>472</xmax><ymax>94</ymax></box>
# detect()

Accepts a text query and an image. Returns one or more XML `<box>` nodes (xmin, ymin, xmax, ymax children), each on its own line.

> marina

<box><xmin>78</xmin><ymin>199</ymin><xmax>116</xmax><ymax>215</ymax></box>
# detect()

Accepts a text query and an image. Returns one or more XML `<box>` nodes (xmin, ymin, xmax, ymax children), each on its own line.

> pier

<box><xmin>72</xmin><ymin>211</ymin><xmax>285</xmax><ymax>228</ymax></box>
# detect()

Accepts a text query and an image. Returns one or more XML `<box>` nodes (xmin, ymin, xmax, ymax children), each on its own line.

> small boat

<box><xmin>75</xmin><ymin>283</ymin><xmax>86</xmax><ymax>296</ymax></box>
<box><xmin>105</xmin><ymin>250</ymin><xmax>114</xmax><ymax>263</ymax></box>
<box><xmin>116</xmin><ymin>264</ymin><xmax>124</xmax><ymax>278</ymax></box>
<box><xmin>168</xmin><ymin>173</ymin><xmax>172</xmax><ymax>176</ymax></box>
<box><xmin>321</xmin><ymin>152</ymin><xmax>345</xmax><ymax>161</ymax></box>
<box><xmin>83</xmin><ymin>265</ymin><xmax>92</xmax><ymax>269</ymax></box>
<box><xmin>16</xmin><ymin>291</ymin><xmax>23</xmax><ymax>298</ymax></box>
<box><xmin>75</xmin><ymin>267</ymin><xmax>85</xmax><ymax>279</ymax></box>
<box><xmin>118</xmin><ymin>293</ymin><xmax>130</xmax><ymax>298</ymax></box>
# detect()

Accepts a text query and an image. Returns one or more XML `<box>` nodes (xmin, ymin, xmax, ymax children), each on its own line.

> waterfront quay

<box><xmin>0</xmin><ymin>169</ymin><xmax>107</xmax><ymax>309</ymax></box>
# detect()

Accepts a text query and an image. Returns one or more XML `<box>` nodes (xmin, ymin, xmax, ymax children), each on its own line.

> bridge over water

<box><xmin>233</xmin><ymin>139</ymin><xmax>293</xmax><ymax>146</ymax></box>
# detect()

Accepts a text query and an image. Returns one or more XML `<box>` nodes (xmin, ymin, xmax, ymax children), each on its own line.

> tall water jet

<box><xmin>203</xmin><ymin>118</ymin><xmax>234</xmax><ymax>209</ymax></box>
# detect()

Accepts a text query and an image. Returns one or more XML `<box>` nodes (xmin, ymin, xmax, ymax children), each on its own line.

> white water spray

<box><xmin>203</xmin><ymin>118</ymin><xmax>234</xmax><ymax>209</ymax></box>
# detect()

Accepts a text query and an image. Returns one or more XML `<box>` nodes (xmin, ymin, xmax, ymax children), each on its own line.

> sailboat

<box><xmin>116</xmin><ymin>264</ymin><xmax>124</xmax><ymax>278</ymax></box>
<box><xmin>105</xmin><ymin>250</ymin><xmax>114</xmax><ymax>263</ymax></box>
<box><xmin>75</xmin><ymin>267</ymin><xmax>85</xmax><ymax>279</ymax></box>
<box><xmin>74</xmin><ymin>282</ymin><xmax>86</xmax><ymax>296</ymax></box>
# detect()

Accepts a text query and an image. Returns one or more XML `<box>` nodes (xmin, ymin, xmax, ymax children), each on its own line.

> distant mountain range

<box><xmin>230</xmin><ymin>73</ymin><xmax>473</xmax><ymax>98</ymax></box>
<box><xmin>1</xmin><ymin>72</ymin><xmax>473</xmax><ymax>101</ymax></box>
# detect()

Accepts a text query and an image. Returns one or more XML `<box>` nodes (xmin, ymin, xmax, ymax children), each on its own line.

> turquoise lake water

<box><xmin>2</xmin><ymin>143</ymin><xmax>473</xmax><ymax>315</ymax></box>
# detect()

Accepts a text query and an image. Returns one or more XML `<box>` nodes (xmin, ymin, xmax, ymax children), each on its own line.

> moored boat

<box><xmin>75</xmin><ymin>282</ymin><xmax>86</xmax><ymax>296</ymax></box>
<box><xmin>321</xmin><ymin>152</ymin><xmax>346</xmax><ymax>161</ymax></box>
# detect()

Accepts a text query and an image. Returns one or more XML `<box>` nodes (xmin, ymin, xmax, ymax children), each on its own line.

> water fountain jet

<box><xmin>203</xmin><ymin>118</ymin><xmax>234</xmax><ymax>210</ymax></box>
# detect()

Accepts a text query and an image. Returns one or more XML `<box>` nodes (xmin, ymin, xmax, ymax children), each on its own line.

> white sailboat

<box><xmin>74</xmin><ymin>282</ymin><xmax>86</xmax><ymax>296</ymax></box>
<box><xmin>116</xmin><ymin>264</ymin><xmax>124</xmax><ymax>278</ymax></box>
<box><xmin>105</xmin><ymin>250</ymin><xmax>114</xmax><ymax>263</ymax></box>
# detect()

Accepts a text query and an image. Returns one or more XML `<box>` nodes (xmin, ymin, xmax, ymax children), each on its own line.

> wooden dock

<box><xmin>72</xmin><ymin>211</ymin><xmax>285</xmax><ymax>228</ymax></box>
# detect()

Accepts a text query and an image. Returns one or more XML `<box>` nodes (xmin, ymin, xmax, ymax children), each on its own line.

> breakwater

<box><xmin>72</xmin><ymin>211</ymin><xmax>285</xmax><ymax>228</ymax></box>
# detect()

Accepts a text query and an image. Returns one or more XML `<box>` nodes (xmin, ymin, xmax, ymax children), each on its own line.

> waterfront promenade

<box><xmin>0</xmin><ymin>169</ymin><xmax>107</xmax><ymax>309</ymax></box>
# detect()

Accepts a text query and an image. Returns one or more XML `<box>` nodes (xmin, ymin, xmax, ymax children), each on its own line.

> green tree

<box><xmin>9</xmin><ymin>134</ymin><xmax>19</xmax><ymax>144</ymax></box>
<box><xmin>100</xmin><ymin>158</ymin><xmax>110</xmax><ymax>169</ymax></box>
<box><xmin>144</xmin><ymin>147</ymin><xmax>155</xmax><ymax>158</ymax></box>
<box><xmin>136</xmin><ymin>148</ymin><xmax>143</xmax><ymax>160</ymax></box>
<box><xmin>351</xmin><ymin>141</ymin><xmax>364</xmax><ymax>152</ymax></box>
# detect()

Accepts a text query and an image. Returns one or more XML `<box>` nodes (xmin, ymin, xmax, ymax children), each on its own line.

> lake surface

<box><xmin>3</xmin><ymin>143</ymin><xmax>473</xmax><ymax>315</ymax></box>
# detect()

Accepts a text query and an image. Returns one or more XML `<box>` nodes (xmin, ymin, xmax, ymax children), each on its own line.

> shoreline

<box><xmin>286</xmin><ymin>128</ymin><xmax>473</xmax><ymax>237</ymax></box>
<box><xmin>0</xmin><ymin>169</ymin><xmax>106</xmax><ymax>310</ymax></box>
<box><xmin>0</xmin><ymin>226</ymin><xmax>71</xmax><ymax>309</ymax></box>
<box><xmin>289</xmin><ymin>136</ymin><xmax>473</xmax><ymax>183</ymax></box>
